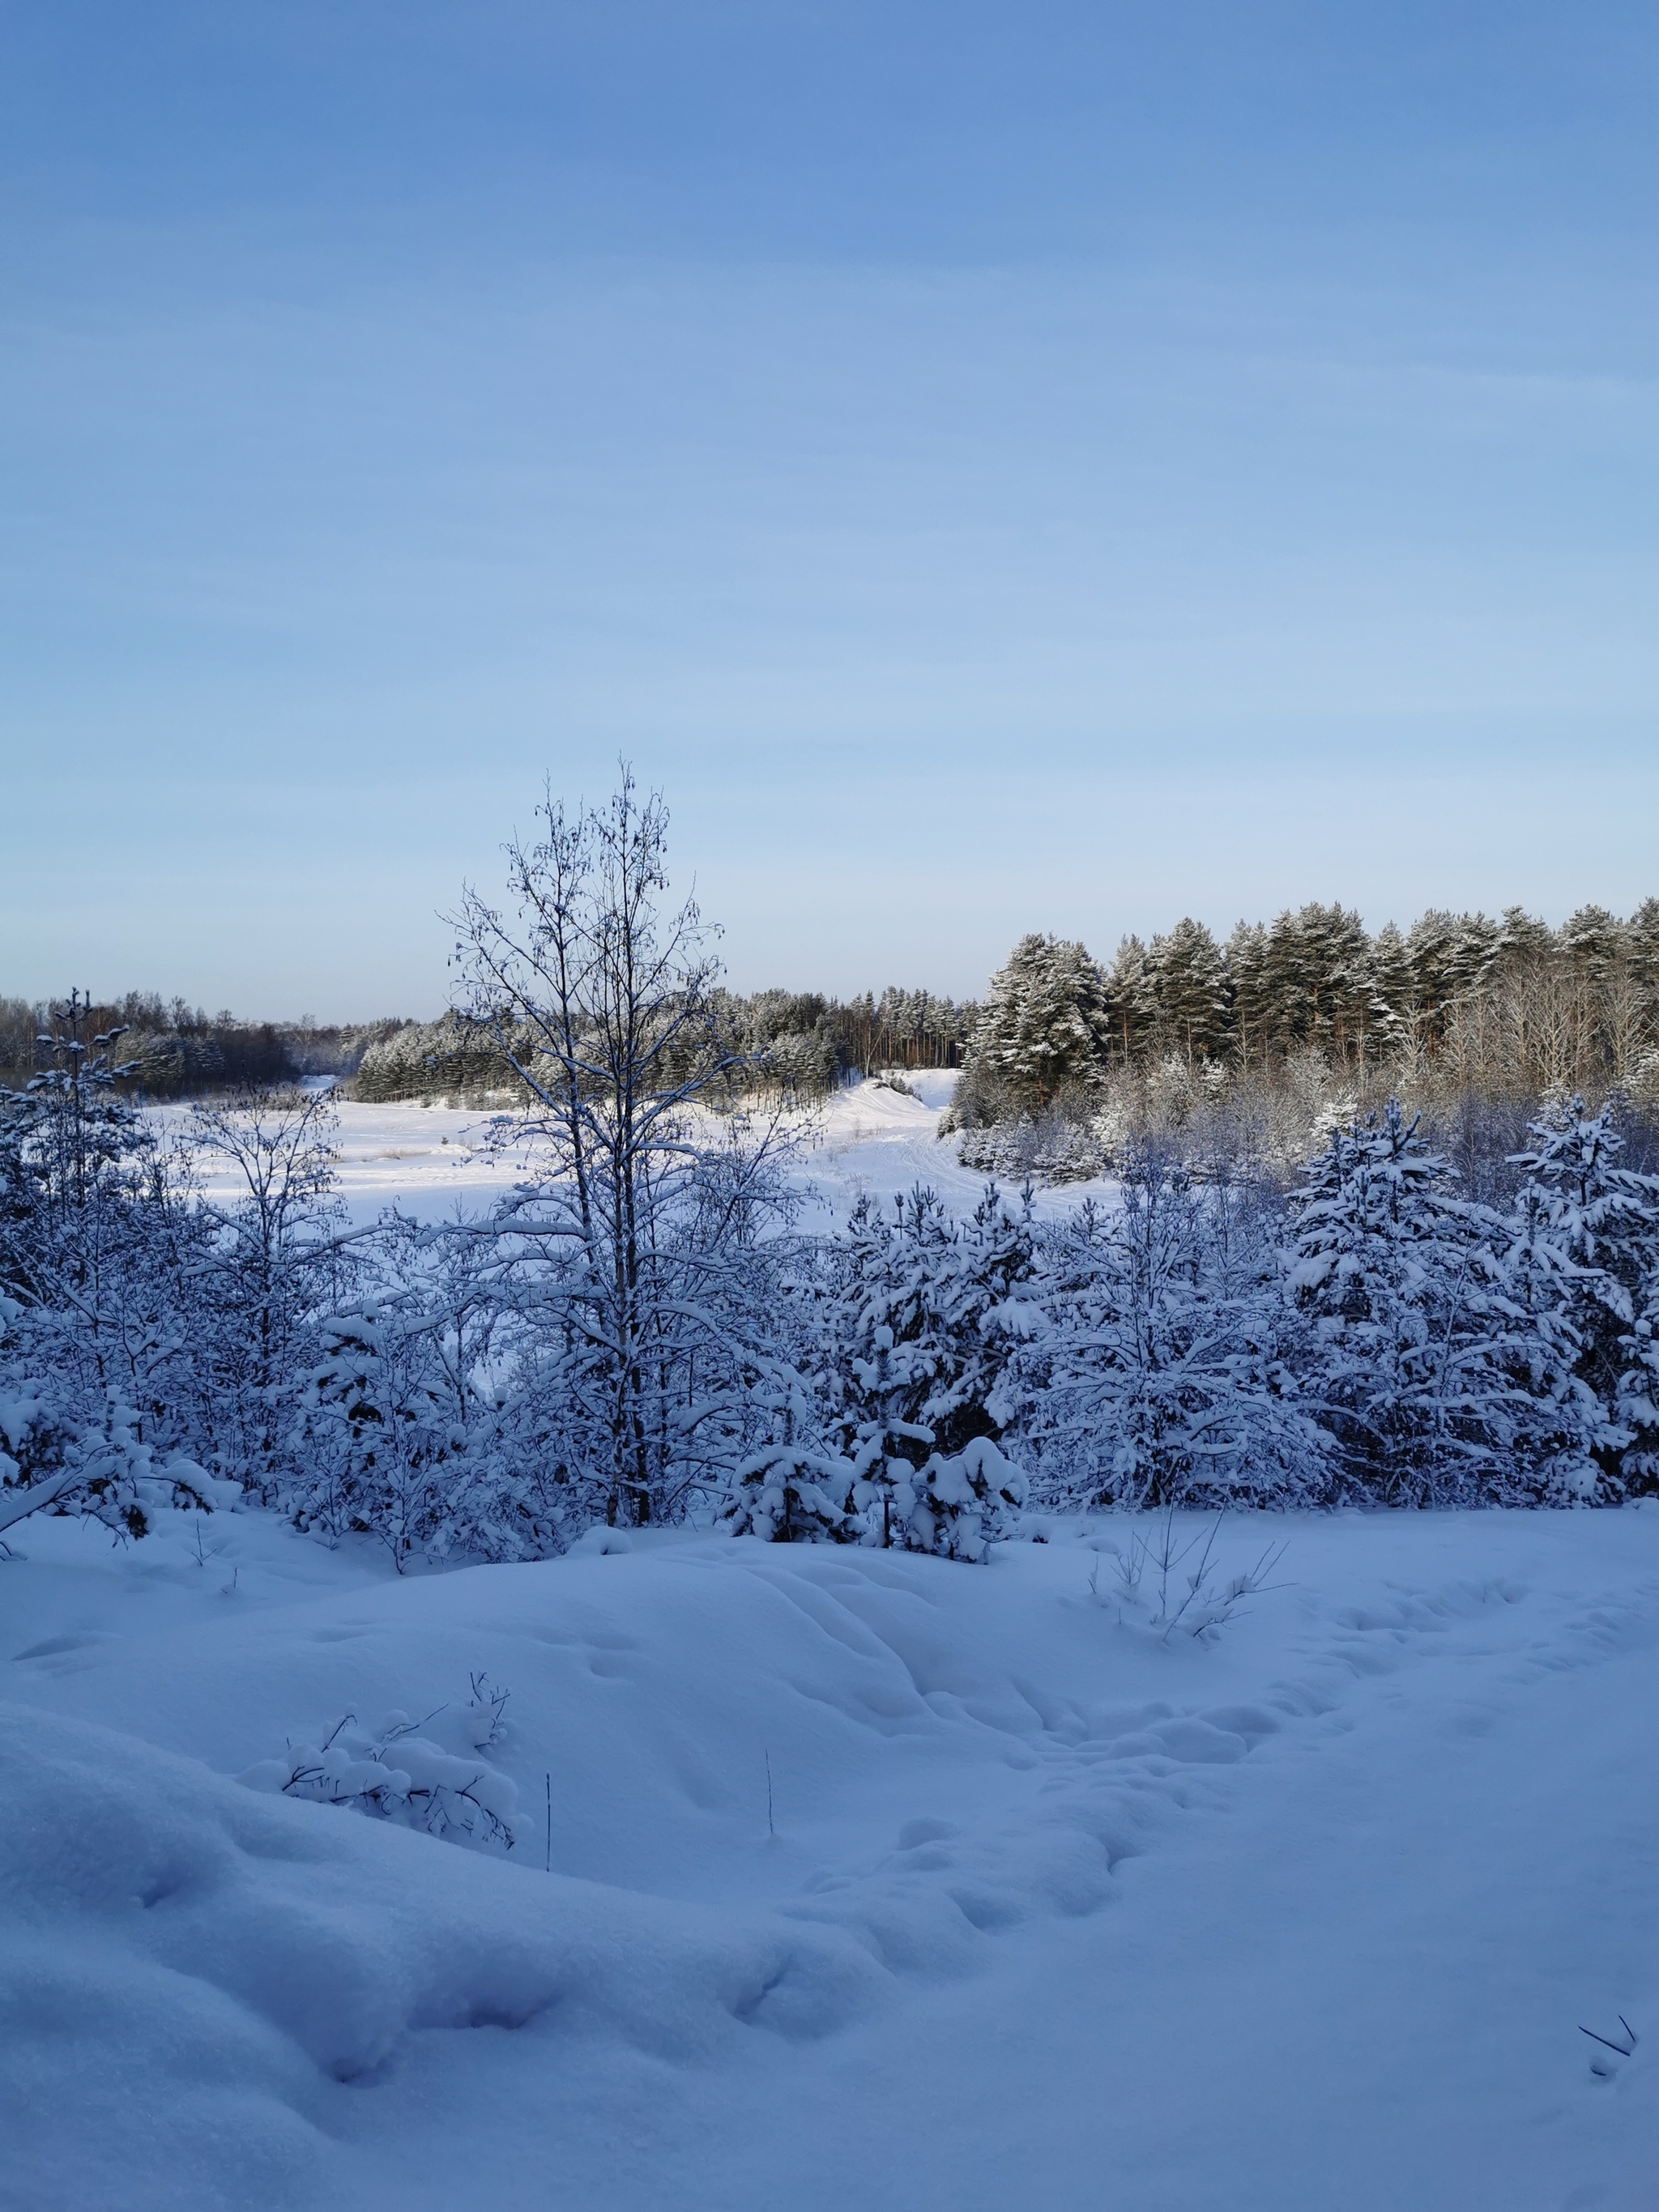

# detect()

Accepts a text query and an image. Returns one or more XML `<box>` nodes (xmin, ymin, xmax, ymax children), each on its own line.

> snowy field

<box><xmin>171</xmin><ymin>1073</ymin><xmax>1107</xmax><ymax>1230</ymax></box>
<box><xmin>6</xmin><ymin>1500</ymin><xmax>1659</xmax><ymax>2211</ymax></box>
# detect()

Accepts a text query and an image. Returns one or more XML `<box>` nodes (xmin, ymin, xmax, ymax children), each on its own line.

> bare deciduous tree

<box><xmin>452</xmin><ymin>766</ymin><xmax>794</xmax><ymax>1525</ymax></box>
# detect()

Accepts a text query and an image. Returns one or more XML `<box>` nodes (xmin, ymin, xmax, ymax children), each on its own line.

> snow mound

<box><xmin>0</xmin><ymin>1699</ymin><xmax>886</xmax><ymax>2210</ymax></box>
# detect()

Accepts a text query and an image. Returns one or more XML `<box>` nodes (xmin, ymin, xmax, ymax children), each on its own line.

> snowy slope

<box><xmin>5</xmin><ymin>1504</ymin><xmax>1658</xmax><ymax>2210</ymax></box>
<box><xmin>783</xmin><ymin>1068</ymin><xmax>1111</xmax><ymax>1226</ymax></box>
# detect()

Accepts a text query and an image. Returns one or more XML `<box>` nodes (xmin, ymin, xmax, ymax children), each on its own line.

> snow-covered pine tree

<box><xmin>1148</xmin><ymin>918</ymin><xmax>1231</xmax><ymax>1064</ymax></box>
<box><xmin>1627</xmin><ymin>898</ymin><xmax>1659</xmax><ymax>1043</ymax></box>
<box><xmin>1257</xmin><ymin>904</ymin><xmax>1385</xmax><ymax>1063</ymax></box>
<box><xmin>1368</xmin><ymin>921</ymin><xmax>1416</xmax><ymax>1033</ymax></box>
<box><xmin>1492</xmin><ymin>906</ymin><xmax>1555</xmax><ymax>970</ymax></box>
<box><xmin>1559</xmin><ymin>906</ymin><xmax>1626</xmax><ymax>996</ymax></box>
<box><xmin>1103</xmin><ymin>935</ymin><xmax>1157</xmax><ymax>1068</ymax></box>
<box><xmin>1261</xmin><ymin>909</ymin><xmax>1319</xmax><ymax>1052</ymax></box>
<box><xmin>1224</xmin><ymin>921</ymin><xmax>1272</xmax><ymax>1071</ymax></box>
<box><xmin>1401</xmin><ymin>910</ymin><xmax>1500</xmax><ymax>1051</ymax></box>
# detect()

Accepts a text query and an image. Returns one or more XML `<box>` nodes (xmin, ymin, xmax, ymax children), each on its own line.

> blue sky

<box><xmin>4</xmin><ymin>2</ymin><xmax>1657</xmax><ymax>1017</ymax></box>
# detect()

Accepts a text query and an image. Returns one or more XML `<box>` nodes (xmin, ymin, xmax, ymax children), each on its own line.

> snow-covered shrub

<box><xmin>1094</xmin><ymin>1511</ymin><xmax>1288</xmax><ymax>1641</ymax></box>
<box><xmin>239</xmin><ymin>1675</ymin><xmax>522</xmax><ymax>1853</ymax></box>
<box><xmin>0</xmin><ymin>1336</ymin><xmax>83</xmax><ymax>1539</ymax></box>
<box><xmin>292</xmin><ymin>1307</ymin><xmax>458</xmax><ymax>1562</ymax></box>
<box><xmin>956</xmin><ymin>1097</ymin><xmax>1107</xmax><ymax>1183</ymax></box>
<box><xmin>898</xmin><ymin>1436</ymin><xmax>1027</xmax><ymax>1563</ymax></box>
<box><xmin>288</xmin><ymin>1276</ymin><xmax>574</xmax><ymax>1567</ymax></box>
<box><xmin>719</xmin><ymin>1440</ymin><xmax>858</xmax><ymax>1543</ymax></box>
<box><xmin>0</xmin><ymin>1004</ymin><xmax>236</xmax><ymax>1539</ymax></box>
<box><xmin>0</xmin><ymin>1317</ymin><xmax>233</xmax><ymax>1542</ymax></box>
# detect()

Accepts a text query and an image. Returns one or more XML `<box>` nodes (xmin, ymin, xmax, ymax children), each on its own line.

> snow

<box><xmin>6</xmin><ymin>1501</ymin><xmax>1659</xmax><ymax>2209</ymax></box>
<box><xmin>785</xmin><ymin>1069</ymin><xmax>1114</xmax><ymax>1225</ymax></box>
<box><xmin>169</xmin><ymin>1099</ymin><xmax>524</xmax><ymax>1228</ymax></box>
<box><xmin>186</xmin><ymin>1075</ymin><xmax>1108</xmax><ymax>1230</ymax></box>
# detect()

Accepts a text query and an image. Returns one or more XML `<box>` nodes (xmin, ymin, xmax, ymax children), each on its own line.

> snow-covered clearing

<box><xmin>172</xmin><ymin>1073</ymin><xmax>1105</xmax><ymax>1230</ymax></box>
<box><xmin>5</xmin><ymin>1502</ymin><xmax>1657</xmax><ymax>2211</ymax></box>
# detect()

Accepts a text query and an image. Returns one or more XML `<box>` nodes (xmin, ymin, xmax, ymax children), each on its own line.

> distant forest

<box><xmin>0</xmin><ymin>986</ymin><xmax>975</xmax><ymax>1103</ymax></box>
<box><xmin>950</xmin><ymin>900</ymin><xmax>1659</xmax><ymax>1193</ymax></box>
<box><xmin>351</xmin><ymin>987</ymin><xmax>977</xmax><ymax>1104</ymax></box>
<box><xmin>6</xmin><ymin>898</ymin><xmax>1657</xmax><ymax>1150</ymax></box>
<box><xmin>0</xmin><ymin>994</ymin><xmax>407</xmax><ymax>1098</ymax></box>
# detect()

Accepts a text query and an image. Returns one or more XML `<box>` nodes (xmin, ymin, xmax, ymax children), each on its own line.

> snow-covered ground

<box><xmin>780</xmin><ymin>1068</ymin><xmax>1111</xmax><ymax>1226</ymax></box>
<box><xmin>173</xmin><ymin>1072</ymin><xmax>1107</xmax><ymax>1230</ymax></box>
<box><xmin>171</xmin><ymin>1096</ymin><xmax>522</xmax><ymax>1228</ymax></box>
<box><xmin>6</xmin><ymin>1501</ymin><xmax>1658</xmax><ymax>2210</ymax></box>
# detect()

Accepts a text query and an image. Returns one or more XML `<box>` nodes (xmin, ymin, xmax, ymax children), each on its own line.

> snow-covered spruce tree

<box><xmin>1482</xmin><ymin>1182</ymin><xmax>1615</xmax><ymax>1501</ymax></box>
<box><xmin>0</xmin><ymin>994</ymin><xmax>217</xmax><ymax>1540</ymax></box>
<box><xmin>960</xmin><ymin>934</ymin><xmax>1113</xmax><ymax>1115</ymax></box>
<box><xmin>1028</xmin><ymin>1148</ymin><xmax>1326</xmax><ymax>1510</ymax></box>
<box><xmin>1286</xmin><ymin>1099</ymin><xmax>1571</xmax><ymax>1502</ymax></box>
<box><xmin>818</xmin><ymin>1183</ymin><xmax>1033</xmax><ymax>1559</ymax></box>
<box><xmin>451</xmin><ymin>768</ymin><xmax>799</xmax><ymax>1529</ymax></box>
<box><xmin>715</xmin><ymin>1356</ymin><xmax>858</xmax><ymax>1543</ymax></box>
<box><xmin>1509</xmin><ymin>1097</ymin><xmax>1659</xmax><ymax>1490</ymax></box>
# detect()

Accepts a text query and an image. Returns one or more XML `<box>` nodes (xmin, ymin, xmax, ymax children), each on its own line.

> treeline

<box><xmin>352</xmin><ymin>986</ymin><xmax>977</xmax><ymax>1104</ymax></box>
<box><xmin>1072</xmin><ymin>900</ymin><xmax>1659</xmax><ymax>1087</ymax></box>
<box><xmin>13</xmin><ymin>900</ymin><xmax>1657</xmax><ymax>1122</ymax></box>
<box><xmin>0</xmin><ymin>987</ymin><xmax>974</xmax><ymax>1110</ymax></box>
<box><xmin>949</xmin><ymin>904</ymin><xmax>1659</xmax><ymax>1189</ymax></box>
<box><xmin>0</xmin><ymin>993</ymin><xmax>408</xmax><ymax>1098</ymax></box>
